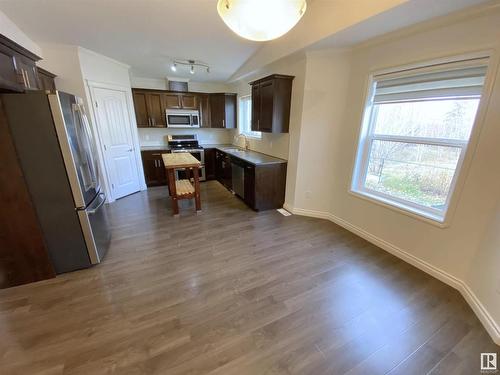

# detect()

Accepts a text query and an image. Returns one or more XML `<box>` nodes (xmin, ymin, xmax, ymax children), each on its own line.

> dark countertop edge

<box><xmin>140</xmin><ymin>144</ymin><xmax>288</xmax><ymax>166</ymax></box>
<box><xmin>210</xmin><ymin>146</ymin><xmax>287</xmax><ymax>166</ymax></box>
<box><xmin>140</xmin><ymin>145</ymin><xmax>170</xmax><ymax>151</ymax></box>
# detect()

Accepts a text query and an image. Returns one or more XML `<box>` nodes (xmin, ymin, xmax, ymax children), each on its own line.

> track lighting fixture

<box><xmin>170</xmin><ymin>59</ymin><xmax>210</xmax><ymax>76</ymax></box>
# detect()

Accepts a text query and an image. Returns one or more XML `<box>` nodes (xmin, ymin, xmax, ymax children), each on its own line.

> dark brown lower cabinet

<box><xmin>215</xmin><ymin>149</ymin><xmax>225</xmax><ymax>185</ymax></box>
<box><xmin>251</xmin><ymin>163</ymin><xmax>287</xmax><ymax>211</ymax></box>
<box><xmin>141</xmin><ymin>150</ymin><xmax>168</xmax><ymax>187</ymax></box>
<box><xmin>204</xmin><ymin>148</ymin><xmax>215</xmax><ymax>180</ymax></box>
<box><xmin>215</xmin><ymin>149</ymin><xmax>287</xmax><ymax>211</ymax></box>
<box><xmin>215</xmin><ymin>150</ymin><xmax>232</xmax><ymax>188</ymax></box>
<box><xmin>244</xmin><ymin>164</ymin><xmax>255</xmax><ymax>209</ymax></box>
<box><xmin>223</xmin><ymin>155</ymin><xmax>232</xmax><ymax>190</ymax></box>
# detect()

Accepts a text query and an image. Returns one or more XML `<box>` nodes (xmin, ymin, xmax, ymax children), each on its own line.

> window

<box><xmin>351</xmin><ymin>58</ymin><xmax>488</xmax><ymax>222</ymax></box>
<box><xmin>239</xmin><ymin>95</ymin><xmax>261</xmax><ymax>138</ymax></box>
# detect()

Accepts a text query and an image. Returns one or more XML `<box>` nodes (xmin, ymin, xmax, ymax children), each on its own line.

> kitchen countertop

<box><xmin>140</xmin><ymin>144</ymin><xmax>287</xmax><ymax>166</ymax></box>
<box><xmin>206</xmin><ymin>145</ymin><xmax>287</xmax><ymax>166</ymax></box>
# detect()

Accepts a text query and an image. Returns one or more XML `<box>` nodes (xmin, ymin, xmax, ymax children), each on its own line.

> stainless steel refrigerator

<box><xmin>2</xmin><ymin>91</ymin><xmax>110</xmax><ymax>273</ymax></box>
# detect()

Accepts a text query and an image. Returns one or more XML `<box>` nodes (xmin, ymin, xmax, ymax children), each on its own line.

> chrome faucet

<box><xmin>236</xmin><ymin>133</ymin><xmax>250</xmax><ymax>150</ymax></box>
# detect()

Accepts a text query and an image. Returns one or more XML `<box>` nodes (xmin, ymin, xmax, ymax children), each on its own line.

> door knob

<box><xmin>128</xmin><ymin>148</ymin><xmax>133</xmax><ymax>152</ymax></box>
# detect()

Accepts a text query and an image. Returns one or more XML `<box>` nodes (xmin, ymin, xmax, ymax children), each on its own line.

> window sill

<box><xmin>349</xmin><ymin>189</ymin><xmax>451</xmax><ymax>228</ymax></box>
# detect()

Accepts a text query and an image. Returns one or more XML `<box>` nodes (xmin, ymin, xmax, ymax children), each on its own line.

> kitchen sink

<box><xmin>222</xmin><ymin>148</ymin><xmax>247</xmax><ymax>154</ymax></box>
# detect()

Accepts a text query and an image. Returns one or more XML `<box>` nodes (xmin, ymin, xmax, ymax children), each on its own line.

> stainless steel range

<box><xmin>167</xmin><ymin>134</ymin><xmax>205</xmax><ymax>181</ymax></box>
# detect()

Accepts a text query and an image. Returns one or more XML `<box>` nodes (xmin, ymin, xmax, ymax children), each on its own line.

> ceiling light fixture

<box><xmin>171</xmin><ymin>59</ymin><xmax>210</xmax><ymax>75</ymax></box>
<box><xmin>217</xmin><ymin>0</ymin><xmax>307</xmax><ymax>42</ymax></box>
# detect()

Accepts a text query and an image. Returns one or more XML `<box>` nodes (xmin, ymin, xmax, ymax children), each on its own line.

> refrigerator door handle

<box><xmin>87</xmin><ymin>193</ymin><xmax>106</xmax><ymax>214</ymax></box>
<box><xmin>81</xmin><ymin>109</ymin><xmax>100</xmax><ymax>190</ymax></box>
<box><xmin>74</xmin><ymin>103</ymin><xmax>100</xmax><ymax>191</ymax></box>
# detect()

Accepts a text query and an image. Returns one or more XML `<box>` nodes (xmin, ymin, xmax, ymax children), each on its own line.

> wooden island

<box><xmin>162</xmin><ymin>153</ymin><xmax>202</xmax><ymax>215</ymax></box>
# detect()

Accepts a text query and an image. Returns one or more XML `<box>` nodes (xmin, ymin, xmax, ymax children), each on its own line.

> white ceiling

<box><xmin>0</xmin><ymin>0</ymin><xmax>261</xmax><ymax>82</ymax></box>
<box><xmin>0</xmin><ymin>0</ymin><xmax>492</xmax><ymax>83</ymax></box>
<box><xmin>230</xmin><ymin>0</ymin><xmax>493</xmax><ymax>80</ymax></box>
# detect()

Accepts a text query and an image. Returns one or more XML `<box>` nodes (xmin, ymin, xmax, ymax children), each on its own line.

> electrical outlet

<box><xmin>270</xmin><ymin>141</ymin><xmax>273</xmax><ymax>148</ymax></box>
<box><xmin>305</xmin><ymin>190</ymin><xmax>312</xmax><ymax>199</ymax></box>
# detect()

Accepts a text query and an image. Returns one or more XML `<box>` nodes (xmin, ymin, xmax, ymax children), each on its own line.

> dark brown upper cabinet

<box><xmin>0</xmin><ymin>34</ymin><xmax>41</xmax><ymax>92</ymax></box>
<box><xmin>132</xmin><ymin>89</ymin><xmax>166</xmax><ymax>128</ymax></box>
<box><xmin>163</xmin><ymin>92</ymin><xmax>199</xmax><ymax>110</ymax></box>
<box><xmin>37</xmin><ymin>67</ymin><xmax>57</xmax><ymax>92</ymax></box>
<box><xmin>148</xmin><ymin>92</ymin><xmax>164</xmax><ymax>127</ymax></box>
<box><xmin>209</xmin><ymin>93</ymin><xmax>236</xmax><ymax>129</ymax></box>
<box><xmin>131</xmin><ymin>89</ymin><xmax>236</xmax><ymax>129</ymax></box>
<box><xmin>164</xmin><ymin>93</ymin><xmax>181</xmax><ymax>109</ymax></box>
<box><xmin>180</xmin><ymin>93</ymin><xmax>198</xmax><ymax>109</ymax></box>
<box><xmin>250</xmin><ymin>74</ymin><xmax>294</xmax><ymax>133</ymax></box>
<box><xmin>199</xmin><ymin>93</ymin><xmax>211</xmax><ymax>128</ymax></box>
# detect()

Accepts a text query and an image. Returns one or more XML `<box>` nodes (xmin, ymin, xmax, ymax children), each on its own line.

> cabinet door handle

<box><xmin>20</xmin><ymin>69</ymin><xmax>27</xmax><ymax>86</ymax></box>
<box><xmin>25</xmin><ymin>69</ymin><xmax>30</xmax><ymax>88</ymax></box>
<box><xmin>152</xmin><ymin>118</ymin><xmax>156</xmax><ymax>126</ymax></box>
<box><xmin>222</xmin><ymin>119</ymin><xmax>225</xmax><ymax>128</ymax></box>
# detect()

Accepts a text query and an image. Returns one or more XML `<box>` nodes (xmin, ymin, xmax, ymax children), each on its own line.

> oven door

<box><xmin>172</xmin><ymin>150</ymin><xmax>205</xmax><ymax>181</ymax></box>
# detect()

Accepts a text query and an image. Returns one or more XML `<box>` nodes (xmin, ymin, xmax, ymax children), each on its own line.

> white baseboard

<box><xmin>285</xmin><ymin>204</ymin><xmax>500</xmax><ymax>345</ymax></box>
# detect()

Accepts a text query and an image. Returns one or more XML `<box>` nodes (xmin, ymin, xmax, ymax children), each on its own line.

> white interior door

<box><xmin>93</xmin><ymin>87</ymin><xmax>141</xmax><ymax>200</ymax></box>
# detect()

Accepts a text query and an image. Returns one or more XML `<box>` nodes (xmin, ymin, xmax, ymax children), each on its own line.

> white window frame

<box><xmin>350</xmin><ymin>53</ymin><xmax>494</xmax><ymax>226</ymax></box>
<box><xmin>238</xmin><ymin>95</ymin><xmax>261</xmax><ymax>139</ymax></box>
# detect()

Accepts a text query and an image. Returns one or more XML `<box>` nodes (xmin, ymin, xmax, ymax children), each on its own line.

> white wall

<box><xmin>37</xmin><ymin>44</ymin><xmax>86</xmax><ymax>99</ymax></box>
<box><xmin>467</xmin><ymin>199</ymin><xmax>500</xmax><ymax>335</ymax></box>
<box><xmin>327</xmin><ymin>8</ymin><xmax>500</xmax><ymax>281</ymax></box>
<box><xmin>290</xmin><ymin>49</ymin><xmax>352</xmax><ymax>212</ymax></box>
<box><xmin>0</xmin><ymin>9</ymin><xmax>41</xmax><ymax>56</ymax></box>
<box><xmin>281</xmin><ymin>6</ymin><xmax>500</xmax><ymax>342</ymax></box>
<box><xmin>79</xmin><ymin>47</ymin><xmax>131</xmax><ymax>87</ymax></box>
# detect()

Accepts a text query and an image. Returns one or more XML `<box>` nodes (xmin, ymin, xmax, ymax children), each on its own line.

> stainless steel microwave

<box><xmin>166</xmin><ymin>109</ymin><xmax>200</xmax><ymax>128</ymax></box>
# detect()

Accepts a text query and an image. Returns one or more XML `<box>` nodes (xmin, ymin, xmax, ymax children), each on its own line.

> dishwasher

<box><xmin>231</xmin><ymin>159</ymin><xmax>245</xmax><ymax>199</ymax></box>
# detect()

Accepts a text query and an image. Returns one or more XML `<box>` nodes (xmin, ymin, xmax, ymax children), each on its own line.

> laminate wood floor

<box><xmin>0</xmin><ymin>182</ymin><xmax>497</xmax><ymax>374</ymax></box>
